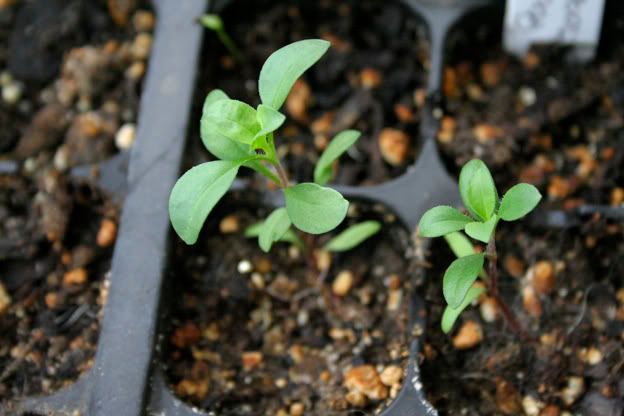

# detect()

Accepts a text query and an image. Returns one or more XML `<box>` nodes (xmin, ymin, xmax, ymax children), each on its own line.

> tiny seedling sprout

<box><xmin>418</xmin><ymin>159</ymin><xmax>542</xmax><ymax>338</ymax></box>
<box><xmin>199</xmin><ymin>14</ymin><xmax>243</xmax><ymax>63</ymax></box>
<box><xmin>169</xmin><ymin>39</ymin><xmax>380</xmax><ymax>269</ymax></box>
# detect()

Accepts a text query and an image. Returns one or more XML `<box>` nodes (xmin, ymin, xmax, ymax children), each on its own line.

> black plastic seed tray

<box><xmin>4</xmin><ymin>0</ymin><xmax>623</xmax><ymax>415</ymax></box>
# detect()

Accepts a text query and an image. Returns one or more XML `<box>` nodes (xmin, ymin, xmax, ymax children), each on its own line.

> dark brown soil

<box><xmin>0</xmin><ymin>0</ymin><xmax>152</xmax><ymax>403</ymax></box>
<box><xmin>162</xmin><ymin>194</ymin><xmax>420</xmax><ymax>415</ymax></box>
<box><xmin>437</xmin><ymin>9</ymin><xmax>624</xmax><ymax>209</ymax></box>
<box><xmin>420</xmin><ymin>217</ymin><xmax>624</xmax><ymax>415</ymax></box>
<box><xmin>0</xmin><ymin>175</ymin><xmax>118</xmax><ymax>401</ymax></box>
<box><xmin>189</xmin><ymin>0</ymin><xmax>429</xmax><ymax>186</ymax></box>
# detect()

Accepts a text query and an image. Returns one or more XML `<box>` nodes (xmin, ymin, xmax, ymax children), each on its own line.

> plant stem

<box><xmin>485</xmin><ymin>238</ymin><xmax>534</xmax><ymax>343</ymax></box>
<box><xmin>275</xmin><ymin>160</ymin><xmax>290</xmax><ymax>189</ymax></box>
<box><xmin>217</xmin><ymin>30</ymin><xmax>244</xmax><ymax>63</ymax></box>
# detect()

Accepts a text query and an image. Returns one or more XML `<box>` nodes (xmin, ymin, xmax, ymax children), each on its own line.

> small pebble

<box><xmin>115</xmin><ymin>123</ymin><xmax>136</xmax><ymax>150</ymax></box>
<box><xmin>523</xmin><ymin>286</ymin><xmax>543</xmax><ymax>318</ymax></box>
<box><xmin>379</xmin><ymin>365</ymin><xmax>403</xmax><ymax>386</ymax></box>
<box><xmin>386</xmin><ymin>289</ymin><xmax>402</xmax><ymax>311</ymax></box>
<box><xmin>0</xmin><ymin>282</ymin><xmax>11</xmax><ymax>315</ymax></box>
<box><xmin>452</xmin><ymin>320</ymin><xmax>483</xmax><ymax>349</ymax></box>
<box><xmin>519</xmin><ymin>86</ymin><xmax>537</xmax><ymax>106</ymax></box>
<box><xmin>360</xmin><ymin>68</ymin><xmax>382</xmax><ymax>88</ymax></box>
<box><xmin>250</xmin><ymin>273</ymin><xmax>265</xmax><ymax>290</ymax></box>
<box><xmin>241</xmin><ymin>351</ymin><xmax>263</xmax><ymax>371</ymax></box>
<box><xmin>219</xmin><ymin>215</ymin><xmax>240</xmax><ymax>234</ymax></box>
<box><xmin>132</xmin><ymin>10</ymin><xmax>155</xmax><ymax>32</ymax></box>
<box><xmin>378</xmin><ymin>128</ymin><xmax>410</xmax><ymax>166</ymax></box>
<box><xmin>540</xmin><ymin>405</ymin><xmax>560</xmax><ymax>416</ymax></box>
<box><xmin>96</xmin><ymin>218</ymin><xmax>118</xmax><ymax>247</ymax></box>
<box><xmin>316</xmin><ymin>249</ymin><xmax>332</xmax><ymax>271</ymax></box>
<box><xmin>522</xmin><ymin>395</ymin><xmax>544</xmax><ymax>416</ymax></box>
<box><xmin>2</xmin><ymin>81</ymin><xmax>22</xmax><ymax>105</ymax></box>
<box><xmin>63</xmin><ymin>268</ymin><xmax>88</xmax><ymax>286</ymax></box>
<box><xmin>125</xmin><ymin>61</ymin><xmax>145</xmax><ymax>81</ymax></box>
<box><xmin>0</xmin><ymin>70</ymin><xmax>12</xmax><ymax>86</ymax></box>
<box><xmin>581</xmin><ymin>347</ymin><xmax>603</xmax><ymax>365</ymax></box>
<box><xmin>332</xmin><ymin>270</ymin><xmax>354</xmax><ymax>296</ymax></box>
<box><xmin>344</xmin><ymin>365</ymin><xmax>388</xmax><ymax>400</ymax></box>
<box><xmin>529</xmin><ymin>260</ymin><xmax>555</xmax><ymax>295</ymax></box>
<box><xmin>275</xmin><ymin>378</ymin><xmax>287</xmax><ymax>388</ymax></box>
<box><xmin>237</xmin><ymin>260</ymin><xmax>252</xmax><ymax>274</ymax></box>
<box><xmin>480</xmin><ymin>297</ymin><xmax>498</xmax><ymax>323</ymax></box>
<box><xmin>131</xmin><ymin>33</ymin><xmax>153</xmax><ymax>60</ymax></box>
<box><xmin>53</xmin><ymin>145</ymin><xmax>70</xmax><ymax>172</ymax></box>
<box><xmin>561</xmin><ymin>376</ymin><xmax>585</xmax><ymax>406</ymax></box>
<box><xmin>473</xmin><ymin>123</ymin><xmax>503</xmax><ymax>143</ymax></box>
<box><xmin>345</xmin><ymin>390</ymin><xmax>368</xmax><ymax>407</ymax></box>
<box><xmin>289</xmin><ymin>402</ymin><xmax>304</xmax><ymax>416</ymax></box>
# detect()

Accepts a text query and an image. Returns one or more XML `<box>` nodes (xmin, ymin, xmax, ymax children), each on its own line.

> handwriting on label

<box><xmin>504</xmin><ymin>0</ymin><xmax>606</xmax><ymax>62</ymax></box>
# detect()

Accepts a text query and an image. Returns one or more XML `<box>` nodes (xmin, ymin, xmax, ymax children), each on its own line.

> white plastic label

<box><xmin>504</xmin><ymin>0</ymin><xmax>606</xmax><ymax>62</ymax></box>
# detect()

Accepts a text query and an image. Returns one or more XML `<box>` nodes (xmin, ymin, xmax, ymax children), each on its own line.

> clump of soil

<box><xmin>437</xmin><ymin>9</ymin><xmax>624</xmax><ymax>208</ymax></box>
<box><xmin>420</xmin><ymin>218</ymin><xmax>624</xmax><ymax>415</ymax></box>
<box><xmin>189</xmin><ymin>0</ymin><xmax>429</xmax><ymax>186</ymax></box>
<box><xmin>0</xmin><ymin>175</ymin><xmax>119</xmax><ymax>401</ymax></box>
<box><xmin>162</xmin><ymin>194</ymin><xmax>421</xmax><ymax>415</ymax></box>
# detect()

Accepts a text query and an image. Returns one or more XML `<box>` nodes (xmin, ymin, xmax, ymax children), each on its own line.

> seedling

<box><xmin>418</xmin><ymin>159</ymin><xmax>542</xmax><ymax>338</ymax></box>
<box><xmin>169</xmin><ymin>40</ymin><xmax>368</xmax><ymax>260</ymax></box>
<box><xmin>199</xmin><ymin>14</ymin><xmax>243</xmax><ymax>63</ymax></box>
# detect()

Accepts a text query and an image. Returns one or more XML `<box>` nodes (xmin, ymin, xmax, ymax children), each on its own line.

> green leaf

<box><xmin>444</xmin><ymin>232</ymin><xmax>475</xmax><ymax>258</ymax></box>
<box><xmin>245</xmin><ymin>222</ymin><xmax>303</xmax><ymax>249</ymax></box>
<box><xmin>250</xmin><ymin>104</ymin><xmax>286</xmax><ymax>153</ymax></box>
<box><xmin>459</xmin><ymin>159</ymin><xmax>498</xmax><ymax>221</ymax></box>
<box><xmin>313</xmin><ymin>130</ymin><xmax>361</xmax><ymax>185</ymax></box>
<box><xmin>441</xmin><ymin>286</ymin><xmax>485</xmax><ymax>333</ymax></box>
<box><xmin>418</xmin><ymin>206</ymin><xmax>472</xmax><ymax>238</ymax></box>
<box><xmin>284</xmin><ymin>183</ymin><xmax>348</xmax><ymax>234</ymax></box>
<box><xmin>499</xmin><ymin>183</ymin><xmax>542</xmax><ymax>221</ymax></box>
<box><xmin>323</xmin><ymin>220</ymin><xmax>381</xmax><ymax>252</ymax></box>
<box><xmin>202</xmin><ymin>98</ymin><xmax>260</xmax><ymax>145</ymax></box>
<box><xmin>443</xmin><ymin>254</ymin><xmax>485</xmax><ymax>308</ymax></box>
<box><xmin>464</xmin><ymin>215</ymin><xmax>499</xmax><ymax>244</ymax></box>
<box><xmin>199</xmin><ymin>14</ymin><xmax>224</xmax><ymax>31</ymax></box>
<box><xmin>203</xmin><ymin>89</ymin><xmax>229</xmax><ymax>113</ymax></box>
<box><xmin>169</xmin><ymin>160</ymin><xmax>245</xmax><ymax>245</ymax></box>
<box><xmin>259</xmin><ymin>208</ymin><xmax>292</xmax><ymax>252</ymax></box>
<box><xmin>259</xmin><ymin>39</ymin><xmax>331</xmax><ymax>110</ymax></box>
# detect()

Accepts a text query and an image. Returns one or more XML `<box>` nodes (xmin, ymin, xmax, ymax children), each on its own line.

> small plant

<box><xmin>169</xmin><ymin>39</ymin><xmax>374</xmax><ymax>260</ymax></box>
<box><xmin>418</xmin><ymin>159</ymin><xmax>542</xmax><ymax>337</ymax></box>
<box><xmin>199</xmin><ymin>14</ymin><xmax>243</xmax><ymax>63</ymax></box>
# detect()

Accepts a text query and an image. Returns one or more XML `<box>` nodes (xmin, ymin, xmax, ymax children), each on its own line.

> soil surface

<box><xmin>0</xmin><ymin>0</ymin><xmax>152</xmax><ymax>402</ymax></box>
<box><xmin>437</xmin><ymin>8</ymin><xmax>624</xmax><ymax>209</ymax></box>
<box><xmin>162</xmin><ymin>194</ymin><xmax>421</xmax><ymax>415</ymax></box>
<box><xmin>0</xmin><ymin>176</ymin><xmax>118</xmax><ymax>401</ymax></box>
<box><xmin>420</xmin><ymin>217</ymin><xmax>624</xmax><ymax>415</ymax></box>
<box><xmin>189</xmin><ymin>0</ymin><xmax>429</xmax><ymax>186</ymax></box>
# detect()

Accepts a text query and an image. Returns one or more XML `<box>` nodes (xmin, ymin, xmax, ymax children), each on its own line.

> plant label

<box><xmin>504</xmin><ymin>0</ymin><xmax>606</xmax><ymax>62</ymax></box>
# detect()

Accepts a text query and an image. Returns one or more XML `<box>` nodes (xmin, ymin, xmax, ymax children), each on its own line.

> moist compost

<box><xmin>0</xmin><ymin>176</ymin><xmax>118</xmax><ymax>401</ymax></box>
<box><xmin>0</xmin><ymin>0</ymin><xmax>153</xmax><ymax>402</ymax></box>
<box><xmin>437</xmin><ymin>9</ymin><xmax>624</xmax><ymax>208</ymax></box>
<box><xmin>420</xmin><ymin>218</ymin><xmax>624</xmax><ymax>415</ymax></box>
<box><xmin>162</xmin><ymin>194</ymin><xmax>420</xmax><ymax>415</ymax></box>
<box><xmin>189</xmin><ymin>0</ymin><xmax>429</xmax><ymax>186</ymax></box>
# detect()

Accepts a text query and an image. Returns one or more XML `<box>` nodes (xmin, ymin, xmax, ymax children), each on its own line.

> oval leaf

<box><xmin>323</xmin><ymin>220</ymin><xmax>381</xmax><ymax>252</ymax></box>
<box><xmin>202</xmin><ymin>98</ymin><xmax>260</xmax><ymax>145</ymax></box>
<box><xmin>169</xmin><ymin>160</ymin><xmax>242</xmax><ymax>245</ymax></box>
<box><xmin>250</xmin><ymin>104</ymin><xmax>286</xmax><ymax>153</ymax></box>
<box><xmin>313</xmin><ymin>130</ymin><xmax>361</xmax><ymax>185</ymax></box>
<box><xmin>441</xmin><ymin>285</ymin><xmax>485</xmax><ymax>333</ymax></box>
<box><xmin>202</xmin><ymin>89</ymin><xmax>229</xmax><ymax>113</ymax></box>
<box><xmin>246</xmin><ymin>221</ymin><xmax>303</xmax><ymax>249</ymax></box>
<box><xmin>259</xmin><ymin>39</ymin><xmax>331</xmax><ymax>110</ymax></box>
<box><xmin>284</xmin><ymin>183</ymin><xmax>348</xmax><ymax>234</ymax></box>
<box><xmin>443</xmin><ymin>254</ymin><xmax>485</xmax><ymax>308</ymax></box>
<box><xmin>459</xmin><ymin>159</ymin><xmax>498</xmax><ymax>221</ymax></box>
<box><xmin>259</xmin><ymin>208</ymin><xmax>292</xmax><ymax>252</ymax></box>
<box><xmin>464</xmin><ymin>215</ymin><xmax>499</xmax><ymax>244</ymax></box>
<box><xmin>418</xmin><ymin>206</ymin><xmax>472</xmax><ymax>238</ymax></box>
<box><xmin>443</xmin><ymin>232</ymin><xmax>476</xmax><ymax>258</ymax></box>
<box><xmin>499</xmin><ymin>183</ymin><xmax>542</xmax><ymax>221</ymax></box>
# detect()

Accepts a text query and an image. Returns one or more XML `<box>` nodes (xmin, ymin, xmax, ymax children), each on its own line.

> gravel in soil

<box><xmin>0</xmin><ymin>175</ymin><xmax>119</xmax><ymax>401</ymax></box>
<box><xmin>189</xmin><ymin>0</ymin><xmax>429</xmax><ymax>186</ymax></box>
<box><xmin>420</xmin><ymin>217</ymin><xmax>624</xmax><ymax>415</ymax></box>
<box><xmin>162</xmin><ymin>194</ymin><xmax>422</xmax><ymax>415</ymax></box>
<box><xmin>437</xmin><ymin>9</ymin><xmax>624</xmax><ymax>209</ymax></box>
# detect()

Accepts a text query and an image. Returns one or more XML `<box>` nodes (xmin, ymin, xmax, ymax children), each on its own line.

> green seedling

<box><xmin>199</xmin><ymin>14</ymin><xmax>243</xmax><ymax>63</ymax></box>
<box><xmin>169</xmin><ymin>39</ymin><xmax>366</xmax><ymax>258</ymax></box>
<box><xmin>418</xmin><ymin>159</ymin><xmax>542</xmax><ymax>338</ymax></box>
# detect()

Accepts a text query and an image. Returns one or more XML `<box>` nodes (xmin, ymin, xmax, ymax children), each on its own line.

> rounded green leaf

<box><xmin>444</xmin><ymin>232</ymin><xmax>476</xmax><ymax>258</ymax></box>
<box><xmin>259</xmin><ymin>208</ymin><xmax>292</xmax><ymax>252</ymax></box>
<box><xmin>464</xmin><ymin>215</ymin><xmax>499</xmax><ymax>244</ymax></box>
<box><xmin>499</xmin><ymin>183</ymin><xmax>542</xmax><ymax>221</ymax></box>
<box><xmin>259</xmin><ymin>39</ymin><xmax>331</xmax><ymax>110</ymax></box>
<box><xmin>459</xmin><ymin>159</ymin><xmax>498</xmax><ymax>221</ymax></box>
<box><xmin>284</xmin><ymin>183</ymin><xmax>348</xmax><ymax>234</ymax></box>
<box><xmin>313</xmin><ymin>130</ymin><xmax>361</xmax><ymax>185</ymax></box>
<box><xmin>418</xmin><ymin>206</ymin><xmax>472</xmax><ymax>238</ymax></box>
<box><xmin>169</xmin><ymin>160</ymin><xmax>242</xmax><ymax>245</ymax></box>
<box><xmin>323</xmin><ymin>220</ymin><xmax>381</xmax><ymax>252</ymax></box>
<box><xmin>443</xmin><ymin>254</ymin><xmax>485</xmax><ymax>308</ymax></box>
<box><xmin>202</xmin><ymin>98</ymin><xmax>260</xmax><ymax>145</ymax></box>
<box><xmin>441</xmin><ymin>286</ymin><xmax>485</xmax><ymax>333</ymax></box>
